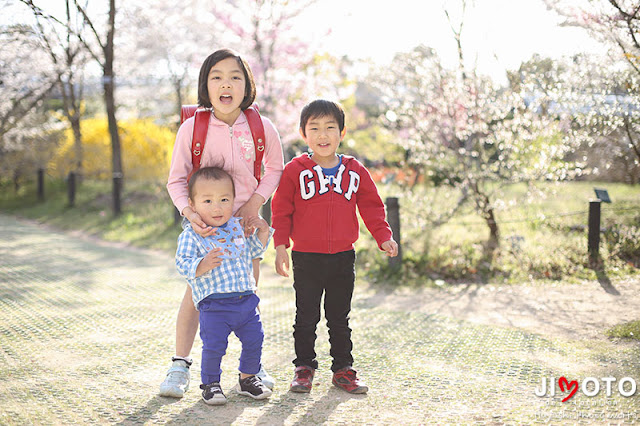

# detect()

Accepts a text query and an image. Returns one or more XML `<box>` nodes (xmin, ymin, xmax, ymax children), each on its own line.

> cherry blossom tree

<box><xmin>542</xmin><ymin>1</ymin><xmax>640</xmax><ymax>181</ymax></box>
<box><xmin>13</xmin><ymin>0</ymin><xmax>90</xmax><ymax>179</ymax></box>
<box><xmin>543</xmin><ymin>0</ymin><xmax>640</xmax><ymax>75</ymax></box>
<box><xmin>514</xmin><ymin>53</ymin><xmax>640</xmax><ymax>183</ymax></box>
<box><xmin>0</xmin><ymin>25</ymin><xmax>58</xmax><ymax>139</ymax></box>
<box><xmin>0</xmin><ymin>26</ymin><xmax>61</xmax><ymax>189</ymax></box>
<box><xmin>122</xmin><ymin>0</ymin><xmax>216</xmax><ymax>126</ymax></box>
<box><xmin>209</xmin><ymin>0</ymin><xmax>346</xmax><ymax>143</ymax></box>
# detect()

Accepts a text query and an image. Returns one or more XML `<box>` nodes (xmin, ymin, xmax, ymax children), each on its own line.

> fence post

<box><xmin>385</xmin><ymin>197</ymin><xmax>402</xmax><ymax>269</ymax></box>
<box><xmin>261</xmin><ymin>197</ymin><xmax>272</xmax><ymax>225</ymax></box>
<box><xmin>113</xmin><ymin>173</ymin><xmax>122</xmax><ymax>215</ymax></box>
<box><xmin>37</xmin><ymin>168</ymin><xmax>45</xmax><ymax>201</ymax></box>
<box><xmin>67</xmin><ymin>172</ymin><xmax>76</xmax><ymax>207</ymax></box>
<box><xmin>588</xmin><ymin>199</ymin><xmax>601</xmax><ymax>267</ymax></box>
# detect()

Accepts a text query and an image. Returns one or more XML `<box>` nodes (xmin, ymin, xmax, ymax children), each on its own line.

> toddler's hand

<box><xmin>381</xmin><ymin>240</ymin><xmax>399</xmax><ymax>257</ymax></box>
<box><xmin>195</xmin><ymin>248</ymin><xmax>223</xmax><ymax>277</ymax></box>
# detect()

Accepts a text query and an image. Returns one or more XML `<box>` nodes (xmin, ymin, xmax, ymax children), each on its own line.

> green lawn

<box><xmin>1</xmin><ymin>177</ymin><xmax>638</xmax><ymax>285</ymax></box>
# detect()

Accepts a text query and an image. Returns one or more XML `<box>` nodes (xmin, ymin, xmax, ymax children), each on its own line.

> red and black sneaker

<box><xmin>290</xmin><ymin>365</ymin><xmax>315</xmax><ymax>393</ymax></box>
<box><xmin>332</xmin><ymin>367</ymin><xmax>368</xmax><ymax>394</ymax></box>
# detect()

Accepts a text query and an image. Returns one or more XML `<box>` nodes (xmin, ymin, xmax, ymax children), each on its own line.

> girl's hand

<box><xmin>245</xmin><ymin>216</ymin><xmax>269</xmax><ymax>246</ymax></box>
<box><xmin>184</xmin><ymin>207</ymin><xmax>216</xmax><ymax>237</ymax></box>
<box><xmin>235</xmin><ymin>194</ymin><xmax>265</xmax><ymax>236</ymax></box>
<box><xmin>381</xmin><ymin>240</ymin><xmax>399</xmax><ymax>257</ymax></box>
<box><xmin>274</xmin><ymin>245</ymin><xmax>290</xmax><ymax>277</ymax></box>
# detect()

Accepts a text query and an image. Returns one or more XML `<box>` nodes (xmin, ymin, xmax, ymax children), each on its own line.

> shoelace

<box><xmin>296</xmin><ymin>369</ymin><xmax>312</xmax><ymax>380</ymax></box>
<box><xmin>166</xmin><ymin>370</ymin><xmax>188</xmax><ymax>384</ymax></box>
<box><xmin>201</xmin><ymin>383</ymin><xmax>223</xmax><ymax>395</ymax></box>
<box><xmin>245</xmin><ymin>376</ymin><xmax>262</xmax><ymax>387</ymax></box>
<box><xmin>340</xmin><ymin>369</ymin><xmax>358</xmax><ymax>380</ymax></box>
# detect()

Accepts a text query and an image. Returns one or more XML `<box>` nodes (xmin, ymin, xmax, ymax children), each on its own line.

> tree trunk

<box><xmin>70</xmin><ymin>113</ymin><xmax>82</xmax><ymax>178</ymax></box>
<box><xmin>484</xmin><ymin>207</ymin><xmax>500</xmax><ymax>247</ymax></box>
<box><xmin>472</xmin><ymin>182</ymin><xmax>500</xmax><ymax>246</ymax></box>
<box><xmin>104</xmin><ymin>0</ymin><xmax>122</xmax><ymax>215</ymax></box>
<box><xmin>173</xmin><ymin>75</ymin><xmax>185</xmax><ymax>130</ymax></box>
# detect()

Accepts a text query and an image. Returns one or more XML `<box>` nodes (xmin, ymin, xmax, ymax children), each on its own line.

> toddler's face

<box><xmin>188</xmin><ymin>177</ymin><xmax>235</xmax><ymax>228</ymax></box>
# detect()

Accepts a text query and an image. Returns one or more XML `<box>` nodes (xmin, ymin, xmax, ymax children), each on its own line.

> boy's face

<box><xmin>188</xmin><ymin>177</ymin><xmax>235</xmax><ymax>228</ymax></box>
<box><xmin>300</xmin><ymin>114</ymin><xmax>346</xmax><ymax>159</ymax></box>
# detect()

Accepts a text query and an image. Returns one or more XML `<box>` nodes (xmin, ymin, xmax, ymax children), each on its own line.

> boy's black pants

<box><xmin>291</xmin><ymin>250</ymin><xmax>355</xmax><ymax>372</ymax></box>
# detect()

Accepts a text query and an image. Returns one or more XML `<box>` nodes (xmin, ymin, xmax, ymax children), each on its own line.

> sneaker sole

<box><xmin>236</xmin><ymin>388</ymin><xmax>272</xmax><ymax>400</ymax></box>
<box><xmin>332</xmin><ymin>381</ymin><xmax>368</xmax><ymax>394</ymax></box>
<box><xmin>289</xmin><ymin>384</ymin><xmax>312</xmax><ymax>393</ymax></box>
<box><xmin>203</xmin><ymin>396</ymin><xmax>227</xmax><ymax>405</ymax></box>
<box><xmin>159</xmin><ymin>386</ymin><xmax>188</xmax><ymax>398</ymax></box>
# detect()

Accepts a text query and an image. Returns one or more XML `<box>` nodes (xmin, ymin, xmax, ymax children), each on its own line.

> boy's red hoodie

<box><xmin>272</xmin><ymin>154</ymin><xmax>393</xmax><ymax>254</ymax></box>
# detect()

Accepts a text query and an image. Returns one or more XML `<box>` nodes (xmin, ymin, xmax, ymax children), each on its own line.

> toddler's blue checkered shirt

<box><xmin>175</xmin><ymin>217</ymin><xmax>272</xmax><ymax>308</ymax></box>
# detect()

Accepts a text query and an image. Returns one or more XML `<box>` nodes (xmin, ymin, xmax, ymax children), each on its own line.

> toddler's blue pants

<box><xmin>198</xmin><ymin>293</ymin><xmax>264</xmax><ymax>385</ymax></box>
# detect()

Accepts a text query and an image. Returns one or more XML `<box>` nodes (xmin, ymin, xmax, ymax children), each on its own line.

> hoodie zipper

<box><xmin>229</xmin><ymin>126</ymin><xmax>234</xmax><ymax>174</ymax></box>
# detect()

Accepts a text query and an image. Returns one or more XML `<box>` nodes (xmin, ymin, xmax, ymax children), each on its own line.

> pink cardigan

<box><xmin>167</xmin><ymin>110</ymin><xmax>284</xmax><ymax>215</ymax></box>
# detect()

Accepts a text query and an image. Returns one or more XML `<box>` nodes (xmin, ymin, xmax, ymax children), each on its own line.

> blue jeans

<box><xmin>198</xmin><ymin>293</ymin><xmax>264</xmax><ymax>385</ymax></box>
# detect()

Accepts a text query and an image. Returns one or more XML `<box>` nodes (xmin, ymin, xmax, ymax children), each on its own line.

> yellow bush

<box><xmin>49</xmin><ymin>117</ymin><xmax>175</xmax><ymax>181</ymax></box>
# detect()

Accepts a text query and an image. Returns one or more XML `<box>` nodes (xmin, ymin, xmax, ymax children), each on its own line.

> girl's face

<box><xmin>207</xmin><ymin>57</ymin><xmax>246</xmax><ymax>126</ymax></box>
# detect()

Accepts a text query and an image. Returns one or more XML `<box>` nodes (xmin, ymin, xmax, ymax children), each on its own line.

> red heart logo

<box><xmin>558</xmin><ymin>377</ymin><xmax>578</xmax><ymax>402</ymax></box>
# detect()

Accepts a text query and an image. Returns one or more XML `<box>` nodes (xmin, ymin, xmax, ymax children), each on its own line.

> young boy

<box><xmin>175</xmin><ymin>166</ymin><xmax>272</xmax><ymax>405</ymax></box>
<box><xmin>272</xmin><ymin>99</ymin><xmax>398</xmax><ymax>394</ymax></box>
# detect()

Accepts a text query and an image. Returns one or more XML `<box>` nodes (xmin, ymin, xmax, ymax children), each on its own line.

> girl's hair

<box><xmin>188</xmin><ymin>166</ymin><xmax>236</xmax><ymax>200</ymax></box>
<box><xmin>197</xmin><ymin>49</ymin><xmax>257</xmax><ymax>110</ymax></box>
<box><xmin>299</xmin><ymin>99</ymin><xmax>346</xmax><ymax>136</ymax></box>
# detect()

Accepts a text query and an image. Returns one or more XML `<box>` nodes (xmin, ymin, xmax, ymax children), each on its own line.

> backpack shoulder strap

<box><xmin>182</xmin><ymin>103</ymin><xmax>265</xmax><ymax>182</ymax></box>
<box><xmin>188</xmin><ymin>109</ymin><xmax>211</xmax><ymax>182</ymax></box>
<box><xmin>244</xmin><ymin>104</ymin><xmax>266</xmax><ymax>182</ymax></box>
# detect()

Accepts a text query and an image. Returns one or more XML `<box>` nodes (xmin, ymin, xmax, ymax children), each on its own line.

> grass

<box><xmin>606</xmin><ymin>320</ymin><xmax>640</xmax><ymax>341</ymax></box>
<box><xmin>1</xmin><ymin>177</ymin><xmax>639</xmax><ymax>286</ymax></box>
<box><xmin>2</xmin><ymin>176</ymin><xmax>640</xmax><ymax>345</ymax></box>
<box><xmin>363</xmin><ymin>180</ymin><xmax>640</xmax><ymax>286</ymax></box>
<box><xmin>0</xmin><ymin>178</ymin><xmax>181</xmax><ymax>251</ymax></box>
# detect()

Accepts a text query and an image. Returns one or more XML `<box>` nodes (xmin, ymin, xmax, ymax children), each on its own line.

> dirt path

<box><xmin>360</xmin><ymin>276</ymin><xmax>640</xmax><ymax>341</ymax></box>
<box><xmin>1</xmin><ymin>213</ymin><xmax>639</xmax><ymax>425</ymax></box>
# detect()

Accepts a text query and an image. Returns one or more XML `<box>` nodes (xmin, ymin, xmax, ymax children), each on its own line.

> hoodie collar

<box><xmin>209</xmin><ymin>109</ymin><xmax>249</xmax><ymax>127</ymax></box>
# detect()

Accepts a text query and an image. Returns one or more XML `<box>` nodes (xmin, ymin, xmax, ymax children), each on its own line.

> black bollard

<box><xmin>385</xmin><ymin>197</ymin><xmax>402</xmax><ymax>269</ymax></box>
<box><xmin>261</xmin><ymin>197</ymin><xmax>272</xmax><ymax>225</ymax></box>
<box><xmin>67</xmin><ymin>172</ymin><xmax>76</xmax><ymax>207</ymax></box>
<box><xmin>113</xmin><ymin>173</ymin><xmax>122</xmax><ymax>215</ymax></box>
<box><xmin>37</xmin><ymin>168</ymin><xmax>45</xmax><ymax>201</ymax></box>
<box><xmin>588</xmin><ymin>200</ymin><xmax>601</xmax><ymax>267</ymax></box>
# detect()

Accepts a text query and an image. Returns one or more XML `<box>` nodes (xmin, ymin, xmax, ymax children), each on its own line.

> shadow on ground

<box><xmin>1</xmin><ymin>213</ymin><xmax>639</xmax><ymax>425</ymax></box>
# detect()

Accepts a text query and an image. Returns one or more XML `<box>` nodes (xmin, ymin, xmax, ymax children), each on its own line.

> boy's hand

<box><xmin>381</xmin><ymin>240</ymin><xmax>399</xmax><ymax>257</ymax></box>
<box><xmin>195</xmin><ymin>248</ymin><xmax>223</xmax><ymax>277</ymax></box>
<box><xmin>184</xmin><ymin>207</ymin><xmax>216</xmax><ymax>237</ymax></box>
<box><xmin>274</xmin><ymin>245</ymin><xmax>290</xmax><ymax>277</ymax></box>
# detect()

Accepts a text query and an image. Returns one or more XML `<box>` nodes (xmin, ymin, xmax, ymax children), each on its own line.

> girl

<box><xmin>162</xmin><ymin>48</ymin><xmax>284</xmax><ymax>398</ymax></box>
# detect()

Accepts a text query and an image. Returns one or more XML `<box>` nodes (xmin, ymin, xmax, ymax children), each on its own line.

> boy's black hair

<box><xmin>299</xmin><ymin>99</ymin><xmax>346</xmax><ymax>137</ymax></box>
<box><xmin>188</xmin><ymin>166</ymin><xmax>235</xmax><ymax>200</ymax></box>
<box><xmin>197</xmin><ymin>49</ymin><xmax>257</xmax><ymax>110</ymax></box>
